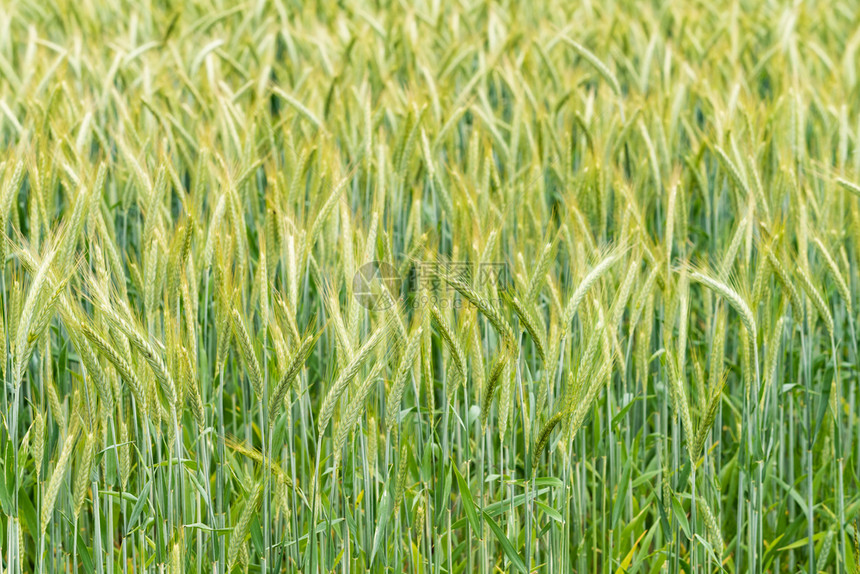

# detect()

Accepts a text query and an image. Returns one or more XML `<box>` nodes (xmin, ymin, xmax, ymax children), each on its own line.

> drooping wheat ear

<box><xmin>714</xmin><ymin>144</ymin><xmax>751</xmax><ymax>198</ymax></box>
<box><xmin>662</xmin><ymin>476</ymin><xmax>674</xmax><ymax>519</ymax></box>
<box><xmin>17</xmin><ymin>266</ymin><xmax>70</xmax><ymax>396</ymax></box>
<box><xmin>534</xmin><ymin>411</ymin><xmax>563</xmax><ymax>458</ymax></box>
<box><xmin>215</xmin><ymin>287</ymin><xmax>233</xmax><ymax>374</ymax></box>
<box><xmin>636</xmin><ymin>293</ymin><xmax>654</xmax><ymax>389</ymax></box>
<box><xmin>563</xmin><ymin>319</ymin><xmax>603</xmax><ymax>423</ymax></box>
<box><xmin>98</xmin><ymin>294</ymin><xmax>178</xmax><ymax>407</ymax></box>
<box><xmin>203</xmin><ymin>192</ymin><xmax>226</xmax><ymax>270</ymax></box>
<box><xmin>525</xmin><ymin>241</ymin><xmax>554</xmax><ymax>303</ymax></box>
<box><xmin>817</xmin><ymin>530</ymin><xmax>835</xmax><ymax>573</ymax></box>
<box><xmin>227</xmin><ymin>482</ymin><xmax>264</xmax><ymax>571</ymax></box>
<box><xmin>269</xmin><ymin>332</ymin><xmax>317</xmax><ymax>427</ymax></box>
<box><xmin>562</xmin><ymin>251</ymin><xmax>622</xmax><ymax>334</ymax></box>
<box><xmin>275</xmin><ymin>290</ymin><xmax>301</xmax><ymax>349</ymax></box>
<box><xmin>719</xmin><ymin>215</ymin><xmax>749</xmax><ymax>282</ymax></box>
<box><xmin>273</xmin><ymin>475</ymin><xmax>290</xmax><ymax>522</ymax></box>
<box><xmin>72</xmin><ymin>329</ymin><xmax>113</xmax><ymax>412</ymax></box>
<box><xmin>59</xmin><ymin>166</ymin><xmax>102</xmax><ymax>276</ymax></box>
<box><xmin>794</xmin><ymin>262</ymin><xmax>834</xmax><ymax>338</ymax></box>
<box><xmin>318</xmin><ymin>319</ymin><xmax>390</xmax><ymax>435</ymax></box>
<box><xmin>31</xmin><ymin>269</ymin><xmax>69</xmax><ymax>336</ymax></box>
<box><xmin>269</xmin><ymin>315</ymin><xmax>288</xmax><ymax>372</ymax></box>
<box><xmin>690</xmin><ymin>271</ymin><xmax>756</xmax><ymax>342</ymax></box>
<box><xmin>182</xmin><ymin>347</ymin><xmax>205</xmax><ymax>428</ymax></box>
<box><xmin>433</xmin><ymin>267</ymin><xmax>515</xmax><ymax>346</ymax></box>
<box><xmin>611</xmin><ymin>256</ymin><xmax>639</xmax><ymax>326</ymax></box>
<box><xmin>380</xmin><ymin>278</ymin><xmax>408</xmax><ymax>345</ymax></box>
<box><xmin>393</xmin><ymin>443</ymin><xmax>409</xmax><ymax>517</ymax></box>
<box><xmin>638</xmin><ymin>121</ymin><xmax>662</xmax><ymax>203</ymax></box>
<box><xmin>118</xmin><ymin>413</ymin><xmax>130</xmax><ymax>490</ymax></box>
<box><xmin>697</xmin><ymin>496</ymin><xmax>725</xmax><ymax>555</ymax></box>
<box><xmin>538</xmin><ymin>318</ymin><xmax>560</xmax><ymax>416</ymax></box>
<box><xmin>14</xmin><ymin>242</ymin><xmax>58</xmax><ymax>388</ymax></box>
<box><xmin>508</xmin><ymin>294</ymin><xmax>547</xmax><ymax>364</ymax></box>
<box><xmin>813</xmin><ymin>236</ymin><xmax>852</xmax><ymax>314</ymax></box>
<box><xmin>568</xmin><ymin>349</ymin><xmax>615</xmax><ymax>444</ymax></box>
<box><xmin>837</xmin><ymin>177</ymin><xmax>860</xmax><ymax>197</ymax></box>
<box><xmin>308</xmin><ymin>167</ymin><xmax>352</xmax><ymax>249</ymax></box>
<box><xmin>0</xmin><ymin>159</ymin><xmax>23</xmax><ymax>221</ymax></box>
<box><xmin>325</xmin><ymin>286</ymin><xmax>354</xmax><ymax>368</ymax></box>
<box><xmin>224</xmin><ymin>438</ymin><xmax>294</xmax><ymax>488</ymax></box>
<box><xmin>31</xmin><ymin>409</ymin><xmax>44</xmax><ymax>480</ymax></box>
<box><xmin>358</xmin><ymin>410</ymin><xmax>374</xmax><ymax>473</ymax></box>
<box><xmin>15</xmin><ymin>514</ymin><xmax>23</xmax><ymax>572</ymax></box>
<box><xmin>41</xmin><ymin>423</ymin><xmax>79</xmax><ymax>537</ymax></box>
<box><xmin>236</xmin><ymin>542</ymin><xmax>250</xmax><ymax>572</ymax></box>
<box><xmin>746</xmin><ymin>152</ymin><xmax>770</xmax><ymax>219</ymax></box>
<box><xmin>46</xmin><ymin>377</ymin><xmax>65</xmax><ymax>432</ymax></box>
<box><xmin>762</xmin><ymin>316</ymin><xmax>787</xmax><ymax>404</ymax></box>
<box><xmin>665</xmin><ymin>350</ymin><xmax>695</xmax><ymax>462</ymax></box>
<box><xmin>498</xmin><ymin>353</ymin><xmax>516</xmax><ymax>439</ymax></box>
<box><xmin>386</xmin><ymin>325</ymin><xmax>423</xmax><ymax>431</ymax></box>
<box><xmin>693</xmin><ymin>375</ymin><xmax>725</xmax><ymax>462</ymax></box>
<box><xmin>80</xmin><ymin>321</ymin><xmax>148</xmax><ymax>416</ymax></box>
<box><xmin>765</xmin><ymin>247</ymin><xmax>802</xmax><ymax>318</ymax></box>
<box><xmin>428</xmin><ymin>306</ymin><xmax>467</xmax><ymax>401</ymax></box>
<box><xmin>73</xmin><ymin>431</ymin><xmax>95</xmax><ymax>519</ymax></box>
<box><xmin>94</xmin><ymin>213</ymin><xmax>128</xmax><ymax>295</ymax></box>
<box><xmin>560</xmin><ymin>35</ymin><xmax>621</xmax><ymax>96</ymax></box>
<box><xmin>629</xmin><ymin>262</ymin><xmax>661</xmax><ymax>333</ymax></box>
<box><xmin>0</xmin><ymin>169</ymin><xmax>12</xmax><ymax>265</ymax></box>
<box><xmin>709</xmin><ymin>307</ymin><xmax>726</xmax><ymax>392</ymax></box>
<box><xmin>469</xmin><ymin>311</ymin><xmax>485</xmax><ymax>394</ymax></box>
<box><xmin>481</xmin><ymin>349</ymin><xmax>509</xmax><ymax>429</ymax></box>
<box><xmin>141</xmin><ymin>164</ymin><xmax>165</xmax><ymax>248</ymax></box>
<box><xmin>751</xmin><ymin>253</ymin><xmax>770</xmax><ymax>307</ymax></box>
<box><xmin>693</xmin><ymin>352</ymin><xmax>706</xmax><ymax>413</ymax></box>
<box><xmin>335</xmin><ymin>360</ymin><xmax>385</xmax><ymax>471</ymax></box>
<box><xmin>271</xmin><ymin>86</ymin><xmax>324</xmax><ymax>131</ymax></box>
<box><xmin>231</xmin><ymin>309</ymin><xmax>264</xmax><ymax>399</ymax></box>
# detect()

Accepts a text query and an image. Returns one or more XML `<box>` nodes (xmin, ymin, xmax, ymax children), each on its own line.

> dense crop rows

<box><xmin>1</xmin><ymin>0</ymin><xmax>860</xmax><ymax>572</ymax></box>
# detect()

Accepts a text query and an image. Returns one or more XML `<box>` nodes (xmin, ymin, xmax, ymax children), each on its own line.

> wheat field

<box><xmin>0</xmin><ymin>0</ymin><xmax>859</xmax><ymax>572</ymax></box>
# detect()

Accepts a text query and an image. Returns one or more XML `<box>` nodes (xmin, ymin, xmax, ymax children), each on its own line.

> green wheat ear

<box><xmin>534</xmin><ymin>410</ymin><xmax>562</xmax><ymax>458</ymax></box>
